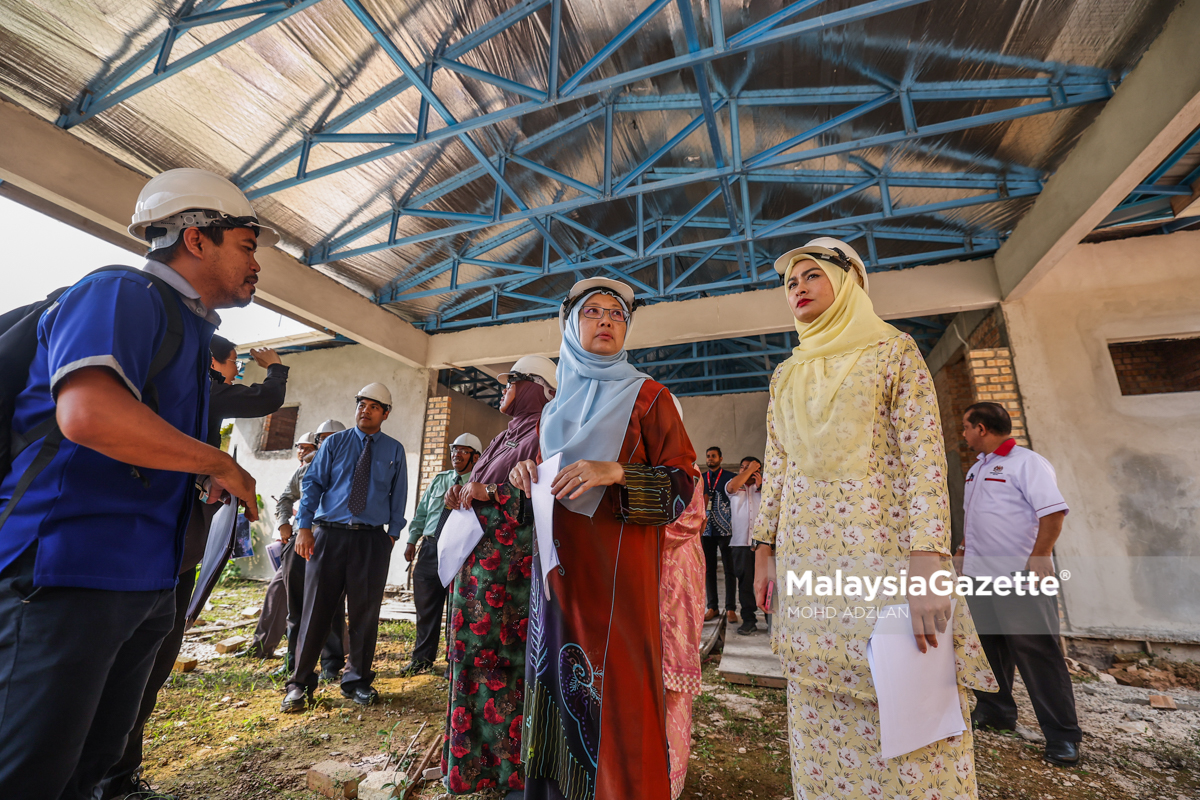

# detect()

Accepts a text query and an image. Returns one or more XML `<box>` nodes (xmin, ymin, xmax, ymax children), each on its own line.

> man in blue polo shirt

<box><xmin>0</xmin><ymin>168</ymin><xmax>267</xmax><ymax>799</ymax></box>
<box><xmin>284</xmin><ymin>382</ymin><xmax>407</xmax><ymax>711</ymax></box>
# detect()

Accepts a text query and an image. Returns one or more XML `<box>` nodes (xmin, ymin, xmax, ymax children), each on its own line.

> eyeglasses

<box><xmin>505</xmin><ymin>370</ymin><xmax>552</xmax><ymax>390</ymax></box>
<box><xmin>504</xmin><ymin>370</ymin><xmax>532</xmax><ymax>388</ymax></box>
<box><xmin>580</xmin><ymin>306</ymin><xmax>630</xmax><ymax>322</ymax></box>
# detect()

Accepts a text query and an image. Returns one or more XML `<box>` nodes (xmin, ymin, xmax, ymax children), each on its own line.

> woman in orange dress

<box><xmin>510</xmin><ymin>278</ymin><xmax>698</xmax><ymax>800</ymax></box>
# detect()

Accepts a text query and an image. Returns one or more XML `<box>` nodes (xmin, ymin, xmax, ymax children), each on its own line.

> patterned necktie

<box><xmin>348</xmin><ymin>435</ymin><xmax>373</xmax><ymax>517</ymax></box>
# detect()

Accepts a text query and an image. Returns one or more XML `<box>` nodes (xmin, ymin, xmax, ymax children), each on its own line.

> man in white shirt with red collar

<box><xmin>956</xmin><ymin>402</ymin><xmax>1082</xmax><ymax>767</ymax></box>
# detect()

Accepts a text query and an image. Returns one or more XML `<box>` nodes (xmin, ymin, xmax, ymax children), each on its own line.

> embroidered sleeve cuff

<box><xmin>616</xmin><ymin>464</ymin><xmax>686</xmax><ymax>526</ymax></box>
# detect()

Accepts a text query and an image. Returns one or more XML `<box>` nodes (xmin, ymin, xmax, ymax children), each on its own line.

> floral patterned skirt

<box><xmin>442</xmin><ymin>490</ymin><xmax>533</xmax><ymax>794</ymax></box>
<box><xmin>784</xmin><ymin>675</ymin><xmax>979</xmax><ymax>800</ymax></box>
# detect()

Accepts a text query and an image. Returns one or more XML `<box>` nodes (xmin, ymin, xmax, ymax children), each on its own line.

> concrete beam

<box><xmin>0</xmin><ymin>98</ymin><xmax>430</xmax><ymax>369</ymax></box>
<box><xmin>994</xmin><ymin>0</ymin><xmax>1200</xmax><ymax>300</ymax></box>
<box><xmin>426</xmin><ymin>257</ymin><xmax>1001</xmax><ymax>367</ymax></box>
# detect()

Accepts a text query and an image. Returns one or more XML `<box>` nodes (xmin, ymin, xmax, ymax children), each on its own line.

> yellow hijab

<box><xmin>773</xmin><ymin>256</ymin><xmax>901</xmax><ymax>481</ymax></box>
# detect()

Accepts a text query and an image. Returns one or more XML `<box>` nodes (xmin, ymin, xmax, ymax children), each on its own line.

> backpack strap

<box><xmin>92</xmin><ymin>267</ymin><xmax>185</xmax><ymax>414</ymax></box>
<box><xmin>0</xmin><ymin>268</ymin><xmax>187</xmax><ymax>533</ymax></box>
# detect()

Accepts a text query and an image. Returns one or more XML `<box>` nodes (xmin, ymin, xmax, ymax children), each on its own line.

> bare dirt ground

<box><xmin>140</xmin><ymin>579</ymin><xmax>1199</xmax><ymax>799</ymax></box>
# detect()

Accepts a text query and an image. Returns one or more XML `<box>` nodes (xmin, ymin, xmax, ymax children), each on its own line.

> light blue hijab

<box><xmin>539</xmin><ymin>290</ymin><xmax>651</xmax><ymax>517</ymax></box>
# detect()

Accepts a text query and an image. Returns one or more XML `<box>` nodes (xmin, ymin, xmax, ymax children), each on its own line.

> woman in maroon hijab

<box><xmin>440</xmin><ymin>356</ymin><xmax>558</xmax><ymax>797</ymax></box>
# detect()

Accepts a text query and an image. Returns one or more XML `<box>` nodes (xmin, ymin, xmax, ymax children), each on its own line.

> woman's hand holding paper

<box><xmin>907</xmin><ymin>551</ymin><xmax>952</xmax><ymax>653</ymax></box>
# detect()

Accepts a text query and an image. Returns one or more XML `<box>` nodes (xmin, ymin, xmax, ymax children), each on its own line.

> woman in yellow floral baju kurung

<box><xmin>751</xmin><ymin>238</ymin><xmax>997</xmax><ymax>800</ymax></box>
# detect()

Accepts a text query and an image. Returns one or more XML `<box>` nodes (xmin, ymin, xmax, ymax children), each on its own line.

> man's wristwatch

<box><xmin>486</xmin><ymin>483</ymin><xmax>499</xmax><ymax>502</ymax></box>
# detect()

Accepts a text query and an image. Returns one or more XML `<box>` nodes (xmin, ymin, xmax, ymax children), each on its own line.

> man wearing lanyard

<box><xmin>955</xmin><ymin>402</ymin><xmax>1082</xmax><ymax>767</ymax></box>
<box><xmin>401</xmin><ymin>432</ymin><xmax>482</xmax><ymax>676</ymax></box>
<box><xmin>701</xmin><ymin>446</ymin><xmax>737</xmax><ymax>623</ymax></box>
<box><xmin>283</xmin><ymin>383</ymin><xmax>407</xmax><ymax>711</ymax></box>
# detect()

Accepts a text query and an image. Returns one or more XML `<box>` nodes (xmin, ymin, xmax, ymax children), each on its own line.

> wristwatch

<box><xmin>486</xmin><ymin>483</ymin><xmax>499</xmax><ymax>502</ymax></box>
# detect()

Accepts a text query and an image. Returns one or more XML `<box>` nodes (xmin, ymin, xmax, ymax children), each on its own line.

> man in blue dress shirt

<box><xmin>283</xmin><ymin>382</ymin><xmax>408</xmax><ymax>710</ymax></box>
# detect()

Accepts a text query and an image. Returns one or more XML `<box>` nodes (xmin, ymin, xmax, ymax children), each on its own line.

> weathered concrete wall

<box><xmin>1004</xmin><ymin>230</ymin><xmax>1200</xmax><ymax>643</ymax></box>
<box><xmin>444</xmin><ymin>387</ymin><xmax>510</xmax><ymax>457</ymax></box>
<box><xmin>677</xmin><ymin>392</ymin><xmax>770</xmax><ymax>469</ymax></box>
<box><xmin>228</xmin><ymin>344</ymin><xmax>431</xmax><ymax>584</ymax></box>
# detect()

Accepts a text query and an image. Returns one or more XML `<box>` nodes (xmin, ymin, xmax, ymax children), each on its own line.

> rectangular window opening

<box><xmin>1108</xmin><ymin>336</ymin><xmax>1200</xmax><ymax>396</ymax></box>
<box><xmin>260</xmin><ymin>406</ymin><xmax>299</xmax><ymax>451</ymax></box>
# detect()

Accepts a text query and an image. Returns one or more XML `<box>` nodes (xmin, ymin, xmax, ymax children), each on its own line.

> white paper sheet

<box><xmin>866</xmin><ymin>601</ymin><xmax>964</xmax><ymax>760</ymax></box>
<box><xmin>531</xmin><ymin>453</ymin><xmax>562</xmax><ymax>599</ymax></box>
<box><xmin>437</xmin><ymin>508</ymin><xmax>487</xmax><ymax>587</ymax></box>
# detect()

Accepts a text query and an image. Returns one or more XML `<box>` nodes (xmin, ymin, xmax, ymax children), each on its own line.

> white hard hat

<box><xmin>295</xmin><ymin>431</ymin><xmax>316</xmax><ymax>447</ymax></box>
<box><xmin>773</xmin><ymin>237</ymin><xmax>870</xmax><ymax>293</ymax></box>
<box><xmin>356</xmin><ymin>382</ymin><xmax>392</xmax><ymax>408</ymax></box>
<box><xmin>559</xmin><ymin>277</ymin><xmax>638</xmax><ymax>333</ymax></box>
<box><xmin>315</xmin><ymin>419</ymin><xmax>347</xmax><ymax>435</ymax></box>
<box><xmin>451</xmin><ymin>433</ymin><xmax>483</xmax><ymax>453</ymax></box>
<box><xmin>496</xmin><ymin>355</ymin><xmax>559</xmax><ymax>391</ymax></box>
<box><xmin>129</xmin><ymin>168</ymin><xmax>280</xmax><ymax>251</ymax></box>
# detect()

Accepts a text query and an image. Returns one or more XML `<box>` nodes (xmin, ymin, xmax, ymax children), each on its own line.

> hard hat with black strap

<box><xmin>355</xmin><ymin>383</ymin><xmax>392</xmax><ymax>410</ymax></box>
<box><xmin>129</xmin><ymin>168</ymin><xmax>280</xmax><ymax>252</ymax></box>
<box><xmin>558</xmin><ymin>277</ymin><xmax>639</xmax><ymax>333</ymax></box>
<box><xmin>451</xmin><ymin>433</ymin><xmax>483</xmax><ymax>453</ymax></box>
<box><xmin>496</xmin><ymin>354</ymin><xmax>559</xmax><ymax>392</ymax></box>
<box><xmin>773</xmin><ymin>237</ymin><xmax>871</xmax><ymax>293</ymax></box>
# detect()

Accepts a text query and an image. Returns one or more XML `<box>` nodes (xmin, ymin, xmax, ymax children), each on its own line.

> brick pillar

<box><xmin>418</xmin><ymin>394</ymin><xmax>451</xmax><ymax>499</ymax></box>
<box><xmin>933</xmin><ymin>358</ymin><xmax>975</xmax><ymax>476</ymax></box>
<box><xmin>965</xmin><ymin>348</ymin><xmax>1029</xmax><ymax>447</ymax></box>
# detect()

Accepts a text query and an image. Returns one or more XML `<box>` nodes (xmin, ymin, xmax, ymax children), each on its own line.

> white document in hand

<box><xmin>436</xmin><ymin>508</ymin><xmax>487</xmax><ymax>587</ymax></box>
<box><xmin>866</xmin><ymin>601</ymin><xmax>964</xmax><ymax>760</ymax></box>
<box><xmin>530</xmin><ymin>453</ymin><xmax>562</xmax><ymax>599</ymax></box>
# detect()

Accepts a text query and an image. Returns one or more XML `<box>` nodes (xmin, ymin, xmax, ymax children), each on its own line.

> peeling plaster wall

<box><xmin>228</xmin><ymin>344</ymin><xmax>431</xmax><ymax>585</ymax></box>
<box><xmin>1004</xmin><ymin>230</ymin><xmax>1200</xmax><ymax>642</ymax></box>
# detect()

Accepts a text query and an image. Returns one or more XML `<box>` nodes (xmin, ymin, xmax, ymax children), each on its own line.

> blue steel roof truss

<box><xmin>1096</xmin><ymin>123</ymin><xmax>1200</xmax><ymax>234</ymax></box>
<box><xmin>55</xmin><ymin>0</ymin><xmax>1117</xmax><ymax>348</ymax></box>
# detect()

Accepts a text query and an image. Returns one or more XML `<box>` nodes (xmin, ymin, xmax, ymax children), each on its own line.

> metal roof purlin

<box><xmin>244</xmin><ymin>0</ymin><xmax>945</xmax><ymax>198</ymax></box>
<box><xmin>318</xmin><ymin>83</ymin><xmax>1104</xmax><ymax>270</ymax></box>
<box><xmin>58</xmin><ymin>0</ymin><xmax>323</xmax><ymax>128</ymax></box>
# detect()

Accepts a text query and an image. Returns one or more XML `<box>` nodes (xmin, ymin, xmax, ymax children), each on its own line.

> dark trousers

<box><xmin>702</xmin><ymin>534</ymin><xmax>736</xmax><ymax>612</ymax></box>
<box><xmin>411</xmin><ymin>536</ymin><xmax>449</xmax><ymax>665</ymax></box>
<box><xmin>98</xmin><ymin>568</ymin><xmax>196</xmax><ymax>795</ymax></box>
<box><xmin>967</xmin><ymin>585</ymin><xmax>1082</xmax><ymax>743</ymax></box>
<box><xmin>289</xmin><ymin>526</ymin><xmax>392</xmax><ymax>692</ymax></box>
<box><xmin>730</xmin><ymin>545</ymin><xmax>757</xmax><ymax>626</ymax></box>
<box><xmin>282</xmin><ymin>536</ymin><xmax>346</xmax><ymax>675</ymax></box>
<box><xmin>248</xmin><ymin>549</ymin><xmax>288</xmax><ymax>658</ymax></box>
<box><xmin>0</xmin><ymin>546</ymin><xmax>175</xmax><ymax>800</ymax></box>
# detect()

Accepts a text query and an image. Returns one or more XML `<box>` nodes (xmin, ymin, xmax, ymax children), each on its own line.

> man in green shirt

<box><xmin>402</xmin><ymin>432</ymin><xmax>483</xmax><ymax>675</ymax></box>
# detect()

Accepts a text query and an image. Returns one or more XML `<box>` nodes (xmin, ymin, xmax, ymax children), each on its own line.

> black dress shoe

<box><xmin>970</xmin><ymin>711</ymin><xmax>1016</xmax><ymax>732</ymax></box>
<box><xmin>281</xmin><ymin>686</ymin><xmax>310</xmax><ymax>713</ymax></box>
<box><xmin>1044</xmin><ymin>740</ymin><xmax>1080</xmax><ymax>766</ymax></box>
<box><xmin>736</xmin><ymin>622</ymin><xmax>758</xmax><ymax>636</ymax></box>
<box><xmin>341</xmin><ymin>685</ymin><xmax>380</xmax><ymax>706</ymax></box>
<box><xmin>400</xmin><ymin>660</ymin><xmax>433</xmax><ymax>677</ymax></box>
<box><xmin>104</xmin><ymin>774</ymin><xmax>179</xmax><ymax>800</ymax></box>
